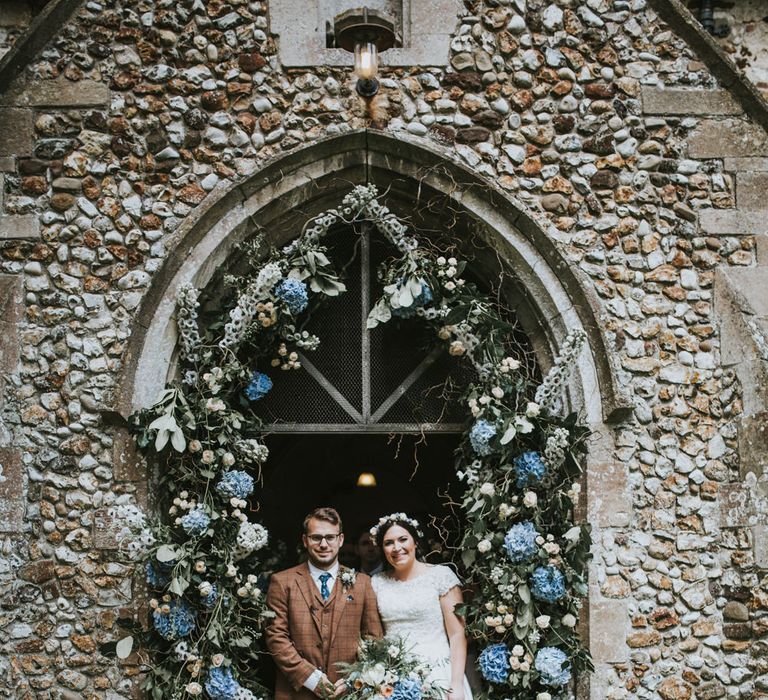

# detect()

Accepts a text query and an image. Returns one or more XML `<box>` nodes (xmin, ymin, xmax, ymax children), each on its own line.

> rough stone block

<box><xmin>739</xmin><ymin>413</ymin><xmax>768</xmax><ymax>478</ymax></box>
<box><xmin>0</xmin><ymin>107</ymin><xmax>33</xmax><ymax>157</ymax></box>
<box><xmin>0</xmin><ymin>157</ymin><xmax>14</xmax><ymax>171</ymax></box>
<box><xmin>587</xmin><ymin>461</ymin><xmax>630</xmax><ymax>527</ymax></box>
<box><xmin>641</xmin><ymin>87</ymin><xmax>741</xmax><ymax>116</ymax></box>
<box><xmin>24</xmin><ymin>78</ymin><xmax>110</xmax><ymax>108</ymax></box>
<box><xmin>700</xmin><ymin>209</ymin><xmax>768</xmax><ymax>236</ymax></box>
<box><xmin>719</xmin><ymin>481</ymin><xmax>768</xmax><ymax>527</ymax></box>
<box><xmin>0</xmin><ymin>214</ymin><xmax>40</xmax><ymax>239</ymax></box>
<box><xmin>754</xmin><ymin>525</ymin><xmax>768</xmax><ymax>568</ymax></box>
<box><xmin>92</xmin><ymin>507</ymin><xmax>120</xmax><ymax>550</ymax></box>
<box><xmin>737</xmin><ymin>172</ymin><xmax>768</xmax><ymax>212</ymax></box>
<box><xmin>723</xmin><ymin>157</ymin><xmax>768</xmax><ymax>172</ymax></box>
<box><xmin>589</xmin><ymin>598</ymin><xmax>628</xmax><ymax>662</ymax></box>
<box><xmin>0</xmin><ymin>1</ymin><xmax>31</xmax><ymax>27</ymax></box>
<box><xmin>0</xmin><ymin>275</ymin><xmax>22</xmax><ymax>399</ymax></box>
<box><xmin>688</xmin><ymin>119</ymin><xmax>768</xmax><ymax>159</ymax></box>
<box><xmin>0</xmin><ymin>447</ymin><xmax>24</xmax><ymax>532</ymax></box>
<box><xmin>113</xmin><ymin>428</ymin><xmax>147</xmax><ymax>482</ymax></box>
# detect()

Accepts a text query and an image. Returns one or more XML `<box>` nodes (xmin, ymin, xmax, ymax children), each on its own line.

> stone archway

<box><xmin>111</xmin><ymin>129</ymin><xmax>634</xmax><ymax>698</ymax></box>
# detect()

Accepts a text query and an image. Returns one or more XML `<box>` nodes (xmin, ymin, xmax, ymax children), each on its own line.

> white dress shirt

<box><xmin>303</xmin><ymin>561</ymin><xmax>340</xmax><ymax>692</ymax></box>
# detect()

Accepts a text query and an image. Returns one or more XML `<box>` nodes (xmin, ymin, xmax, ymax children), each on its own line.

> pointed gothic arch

<box><xmin>112</xmin><ymin>130</ymin><xmax>634</xmax><ymax>697</ymax></box>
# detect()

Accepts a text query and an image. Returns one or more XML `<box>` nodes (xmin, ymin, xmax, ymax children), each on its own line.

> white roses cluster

<box><xmin>236</xmin><ymin>574</ymin><xmax>262</xmax><ymax>602</ymax></box>
<box><xmin>234</xmin><ymin>521</ymin><xmax>269</xmax><ymax>560</ymax></box>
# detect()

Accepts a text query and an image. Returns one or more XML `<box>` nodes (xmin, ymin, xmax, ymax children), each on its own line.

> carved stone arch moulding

<box><xmin>112</xmin><ymin>129</ymin><xmax>634</xmax><ymax>699</ymax></box>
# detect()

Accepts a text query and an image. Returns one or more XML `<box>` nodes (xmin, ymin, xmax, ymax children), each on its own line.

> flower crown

<box><xmin>369</xmin><ymin>512</ymin><xmax>424</xmax><ymax>546</ymax></box>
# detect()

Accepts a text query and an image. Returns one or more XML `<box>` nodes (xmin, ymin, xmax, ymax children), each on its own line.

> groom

<box><xmin>265</xmin><ymin>507</ymin><xmax>383</xmax><ymax>700</ymax></box>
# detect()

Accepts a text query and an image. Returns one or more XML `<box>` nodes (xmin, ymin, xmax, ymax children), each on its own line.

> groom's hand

<box><xmin>313</xmin><ymin>674</ymin><xmax>335</xmax><ymax>698</ymax></box>
<box><xmin>332</xmin><ymin>679</ymin><xmax>348</xmax><ymax>698</ymax></box>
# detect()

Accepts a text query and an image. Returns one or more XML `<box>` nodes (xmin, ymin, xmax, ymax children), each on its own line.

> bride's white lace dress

<box><xmin>372</xmin><ymin>565</ymin><xmax>473</xmax><ymax>699</ymax></box>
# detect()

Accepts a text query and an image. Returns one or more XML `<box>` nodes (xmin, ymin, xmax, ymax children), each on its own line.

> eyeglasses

<box><xmin>307</xmin><ymin>534</ymin><xmax>340</xmax><ymax>544</ymax></box>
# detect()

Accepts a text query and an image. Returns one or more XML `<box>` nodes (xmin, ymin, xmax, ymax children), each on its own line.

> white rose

<box><xmin>535</xmin><ymin>615</ymin><xmax>551</xmax><ymax>629</ymax></box>
<box><xmin>478</xmin><ymin>395</ymin><xmax>491</xmax><ymax>405</ymax></box>
<box><xmin>361</xmin><ymin>662</ymin><xmax>386</xmax><ymax>687</ymax></box>
<box><xmin>198</xmin><ymin>581</ymin><xmax>213</xmax><ymax>597</ymax></box>
<box><xmin>525</xmin><ymin>402</ymin><xmax>540</xmax><ymax>417</ymax></box>
<box><xmin>226</xmin><ymin>564</ymin><xmax>238</xmax><ymax>577</ymax></box>
<box><xmin>537</xmin><ymin>694</ymin><xmax>552</xmax><ymax>700</ymax></box>
<box><xmin>523</xmin><ymin>491</ymin><xmax>537</xmax><ymax>508</ymax></box>
<box><xmin>562</xmin><ymin>613</ymin><xmax>577</xmax><ymax>627</ymax></box>
<box><xmin>222</xmin><ymin>452</ymin><xmax>235</xmax><ymax>466</ymax></box>
<box><xmin>477</xmin><ymin>539</ymin><xmax>492</xmax><ymax>553</ymax></box>
<box><xmin>186</xmin><ymin>683</ymin><xmax>203</xmax><ymax>696</ymax></box>
<box><xmin>494</xmin><ymin>625</ymin><xmax>506</xmax><ymax>634</ymax></box>
<box><xmin>437</xmin><ymin>256</ymin><xmax>447</xmax><ymax>265</ymax></box>
<box><xmin>509</xmin><ymin>655</ymin><xmax>520</xmax><ymax>669</ymax></box>
<box><xmin>212</xmin><ymin>654</ymin><xmax>225</xmax><ymax>667</ymax></box>
<box><xmin>201</xmin><ymin>450</ymin><xmax>215</xmax><ymax>464</ymax></box>
<box><xmin>491</xmin><ymin>386</ymin><xmax>504</xmax><ymax>399</ymax></box>
<box><xmin>512</xmin><ymin>644</ymin><xmax>524</xmax><ymax>657</ymax></box>
<box><xmin>188</xmin><ymin>440</ymin><xmax>202</xmax><ymax>453</ymax></box>
<box><xmin>237</xmin><ymin>586</ymin><xmax>248</xmax><ymax>597</ymax></box>
<box><xmin>503</xmin><ymin>614</ymin><xmax>514</xmax><ymax>625</ymax></box>
<box><xmin>479</xmin><ymin>483</ymin><xmax>495</xmax><ymax>496</ymax></box>
<box><xmin>543</xmin><ymin>542</ymin><xmax>560</xmax><ymax>555</ymax></box>
<box><xmin>444</xmin><ymin>281</ymin><xmax>456</xmax><ymax>291</ymax></box>
<box><xmin>448</xmin><ymin>257</ymin><xmax>457</xmax><ymax>266</ymax></box>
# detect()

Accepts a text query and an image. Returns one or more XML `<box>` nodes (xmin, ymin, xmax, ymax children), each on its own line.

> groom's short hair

<box><xmin>303</xmin><ymin>507</ymin><xmax>343</xmax><ymax>534</ymax></box>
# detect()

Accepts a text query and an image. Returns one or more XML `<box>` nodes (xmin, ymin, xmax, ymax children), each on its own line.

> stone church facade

<box><xmin>0</xmin><ymin>0</ymin><xmax>767</xmax><ymax>698</ymax></box>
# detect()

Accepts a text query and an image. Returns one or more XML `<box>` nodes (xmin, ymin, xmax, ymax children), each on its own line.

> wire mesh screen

<box><xmin>253</xmin><ymin>223</ymin><xmax>529</xmax><ymax>431</ymax></box>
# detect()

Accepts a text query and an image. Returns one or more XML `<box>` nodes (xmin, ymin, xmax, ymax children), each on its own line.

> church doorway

<box><xmin>258</xmin><ymin>432</ymin><xmax>463</xmax><ymax>570</ymax></box>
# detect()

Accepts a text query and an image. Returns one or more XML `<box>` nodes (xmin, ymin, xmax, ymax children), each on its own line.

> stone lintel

<box><xmin>0</xmin><ymin>214</ymin><xmax>41</xmax><ymax>239</ymax></box>
<box><xmin>6</xmin><ymin>78</ymin><xmax>111</xmax><ymax>108</ymax></box>
<box><xmin>700</xmin><ymin>209</ymin><xmax>768</xmax><ymax>236</ymax></box>
<box><xmin>736</xmin><ymin>172</ymin><xmax>768</xmax><ymax>213</ymax></box>
<box><xmin>0</xmin><ymin>447</ymin><xmax>24</xmax><ymax>532</ymax></box>
<box><xmin>589</xmin><ymin>598</ymin><xmax>628</xmax><ymax>662</ymax></box>
<box><xmin>0</xmin><ymin>107</ymin><xmax>33</xmax><ymax>157</ymax></box>
<box><xmin>641</xmin><ymin>87</ymin><xmax>741</xmax><ymax>116</ymax></box>
<box><xmin>688</xmin><ymin>119</ymin><xmax>768</xmax><ymax>159</ymax></box>
<box><xmin>0</xmin><ymin>1</ymin><xmax>31</xmax><ymax>27</ymax></box>
<box><xmin>719</xmin><ymin>481</ymin><xmax>768</xmax><ymax>528</ymax></box>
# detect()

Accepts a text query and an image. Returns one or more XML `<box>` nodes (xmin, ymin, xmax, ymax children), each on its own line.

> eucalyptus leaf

<box><xmin>170</xmin><ymin>428</ymin><xmax>186</xmax><ymax>453</ymax></box>
<box><xmin>518</xmin><ymin>584</ymin><xmax>531</xmax><ymax>604</ymax></box>
<box><xmin>169</xmin><ymin>576</ymin><xmax>189</xmax><ymax>595</ymax></box>
<box><xmin>499</xmin><ymin>424</ymin><xmax>517</xmax><ymax>445</ymax></box>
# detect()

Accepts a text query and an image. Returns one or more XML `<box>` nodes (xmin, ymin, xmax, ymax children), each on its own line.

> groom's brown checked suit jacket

<box><xmin>265</xmin><ymin>563</ymin><xmax>384</xmax><ymax>700</ymax></box>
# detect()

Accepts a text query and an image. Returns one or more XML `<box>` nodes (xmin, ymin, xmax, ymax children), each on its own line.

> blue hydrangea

<box><xmin>181</xmin><ymin>506</ymin><xmax>211</xmax><ymax>537</ymax></box>
<box><xmin>145</xmin><ymin>560</ymin><xmax>172</xmax><ymax>588</ymax></box>
<box><xmin>504</xmin><ymin>521</ymin><xmax>540</xmax><ymax>563</ymax></box>
<box><xmin>245</xmin><ymin>372</ymin><xmax>272</xmax><ymax>402</ymax></box>
<box><xmin>469</xmin><ymin>419</ymin><xmax>496</xmax><ymax>456</ymax></box>
<box><xmin>203</xmin><ymin>583</ymin><xmax>218</xmax><ymax>608</ymax></box>
<box><xmin>391</xmin><ymin>678</ymin><xmax>422</xmax><ymax>700</ymax></box>
<box><xmin>205</xmin><ymin>667</ymin><xmax>240</xmax><ymax>700</ymax></box>
<box><xmin>216</xmin><ymin>470</ymin><xmax>254</xmax><ymax>500</ymax></box>
<box><xmin>392</xmin><ymin>278</ymin><xmax>433</xmax><ymax>318</ymax></box>
<box><xmin>535</xmin><ymin>647</ymin><xmax>571</xmax><ymax>687</ymax></box>
<box><xmin>152</xmin><ymin>600</ymin><xmax>196</xmax><ymax>640</ymax></box>
<box><xmin>514</xmin><ymin>451</ymin><xmax>546</xmax><ymax>487</ymax></box>
<box><xmin>478</xmin><ymin>643</ymin><xmax>510</xmax><ymax>684</ymax></box>
<box><xmin>275</xmin><ymin>278</ymin><xmax>309</xmax><ymax>315</ymax></box>
<box><xmin>531</xmin><ymin>566</ymin><xmax>566</xmax><ymax>603</ymax></box>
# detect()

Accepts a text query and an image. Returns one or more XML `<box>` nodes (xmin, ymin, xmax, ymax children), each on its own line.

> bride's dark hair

<box><xmin>375</xmin><ymin>519</ymin><xmax>424</xmax><ymax>570</ymax></box>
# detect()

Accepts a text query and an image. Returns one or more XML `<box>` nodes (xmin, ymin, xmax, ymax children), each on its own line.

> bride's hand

<box><xmin>447</xmin><ymin>688</ymin><xmax>465</xmax><ymax>700</ymax></box>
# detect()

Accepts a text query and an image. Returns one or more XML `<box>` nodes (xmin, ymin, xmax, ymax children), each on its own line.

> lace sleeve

<box><xmin>433</xmin><ymin>565</ymin><xmax>461</xmax><ymax>596</ymax></box>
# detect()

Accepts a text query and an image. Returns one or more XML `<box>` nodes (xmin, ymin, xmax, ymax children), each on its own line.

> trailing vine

<box><xmin>113</xmin><ymin>185</ymin><xmax>592</xmax><ymax>700</ymax></box>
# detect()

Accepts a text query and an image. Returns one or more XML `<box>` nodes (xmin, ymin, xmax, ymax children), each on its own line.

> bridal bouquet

<box><xmin>337</xmin><ymin>637</ymin><xmax>445</xmax><ymax>700</ymax></box>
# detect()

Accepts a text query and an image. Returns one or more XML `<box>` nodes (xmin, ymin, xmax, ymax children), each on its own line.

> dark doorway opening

<box><xmin>257</xmin><ymin>432</ymin><xmax>464</xmax><ymax>569</ymax></box>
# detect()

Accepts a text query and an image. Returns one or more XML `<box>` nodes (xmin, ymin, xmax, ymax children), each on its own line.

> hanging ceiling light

<box><xmin>356</xmin><ymin>472</ymin><xmax>377</xmax><ymax>487</ymax></box>
<box><xmin>334</xmin><ymin>7</ymin><xmax>398</xmax><ymax>98</ymax></box>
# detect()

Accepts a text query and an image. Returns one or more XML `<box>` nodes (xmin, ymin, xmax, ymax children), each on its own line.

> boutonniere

<box><xmin>340</xmin><ymin>567</ymin><xmax>357</xmax><ymax>591</ymax></box>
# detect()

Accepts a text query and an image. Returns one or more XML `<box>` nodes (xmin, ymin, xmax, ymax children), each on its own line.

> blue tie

<box><xmin>319</xmin><ymin>573</ymin><xmax>331</xmax><ymax>601</ymax></box>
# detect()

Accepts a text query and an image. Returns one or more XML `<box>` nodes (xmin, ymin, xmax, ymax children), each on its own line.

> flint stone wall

<box><xmin>0</xmin><ymin>0</ymin><xmax>766</xmax><ymax>698</ymax></box>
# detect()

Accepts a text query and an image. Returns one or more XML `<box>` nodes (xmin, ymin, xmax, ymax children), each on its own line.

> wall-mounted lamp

<box><xmin>356</xmin><ymin>472</ymin><xmax>377</xmax><ymax>487</ymax></box>
<box><xmin>334</xmin><ymin>7</ymin><xmax>399</xmax><ymax>99</ymax></box>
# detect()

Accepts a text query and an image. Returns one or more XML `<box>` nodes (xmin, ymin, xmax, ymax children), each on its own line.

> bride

<box><xmin>369</xmin><ymin>513</ymin><xmax>473</xmax><ymax>700</ymax></box>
